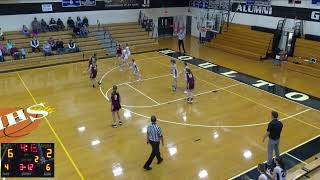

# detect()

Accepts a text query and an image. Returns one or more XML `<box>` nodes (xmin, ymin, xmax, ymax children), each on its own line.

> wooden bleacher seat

<box><xmin>286</xmin><ymin>38</ymin><xmax>320</xmax><ymax>77</ymax></box>
<box><xmin>206</xmin><ymin>23</ymin><xmax>273</xmax><ymax>60</ymax></box>
<box><xmin>286</xmin><ymin>158</ymin><xmax>320</xmax><ymax>180</ymax></box>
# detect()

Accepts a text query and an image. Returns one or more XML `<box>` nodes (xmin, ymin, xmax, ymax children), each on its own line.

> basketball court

<box><xmin>0</xmin><ymin>37</ymin><xmax>319</xmax><ymax>179</ymax></box>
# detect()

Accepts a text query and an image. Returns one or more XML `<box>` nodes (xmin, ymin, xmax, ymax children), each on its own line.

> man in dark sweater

<box><xmin>56</xmin><ymin>39</ymin><xmax>64</xmax><ymax>54</ymax></box>
<box><xmin>263</xmin><ymin>111</ymin><xmax>283</xmax><ymax>167</ymax></box>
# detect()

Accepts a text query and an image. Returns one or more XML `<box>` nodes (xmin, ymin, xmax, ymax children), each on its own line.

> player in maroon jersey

<box><xmin>186</xmin><ymin>68</ymin><xmax>195</xmax><ymax>103</ymax></box>
<box><xmin>110</xmin><ymin>85</ymin><xmax>122</xmax><ymax>128</ymax></box>
<box><xmin>88</xmin><ymin>60</ymin><xmax>100</xmax><ymax>88</ymax></box>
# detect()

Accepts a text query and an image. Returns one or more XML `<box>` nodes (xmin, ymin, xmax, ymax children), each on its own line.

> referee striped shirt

<box><xmin>147</xmin><ymin>124</ymin><xmax>162</xmax><ymax>142</ymax></box>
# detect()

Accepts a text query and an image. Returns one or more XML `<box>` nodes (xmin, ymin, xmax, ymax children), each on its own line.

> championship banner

<box><xmin>62</xmin><ymin>0</ymin><xmax>81</xmax><ymax>7</ymax></box>
<box><xmin>104</xmin><ymin>0</ymin><xmax>140</xmax><ymax>8</ymax></box>
<box><xmin>81</xmin><ymin>0</ymin><xmax>96</xmax><ymax>6</ymax></box>
<box><xmin>234</xmin><ymin>0</ymin><xmax>271</xmax><ymax>6</ymax></box>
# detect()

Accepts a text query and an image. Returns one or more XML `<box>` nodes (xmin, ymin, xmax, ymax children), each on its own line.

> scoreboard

<box><xmin>1</xmin><ymin>143</ymin><xmax>54</xmax><ymax>178</ymax></box>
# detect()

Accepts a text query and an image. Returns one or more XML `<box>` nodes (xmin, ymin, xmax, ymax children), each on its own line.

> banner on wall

<box><xmin>232</xmin><ymin>3</ymin><xmax>320</xmax><ymax>22</ymax></box>
<box><xmin>41</xmin><ymin>4</ymin><xmax>53</xmax><ymax>12</ymax></box>
<box><xmin>234</xmin><ymin>0</ymin><xmax>271</xmax><ymax>6</ymax></box>
<box><xmin>81</xmin><ymin>0</ymin><xmax>96</xmax><ymax>6</ymax></box>
<box><xmin>62</xmin><ymin>0</ymin><xmax>81</xmax><ymax>7</ymax></box>
<box><xmin>103</xmin><ymin>0</ymin><xmax>140</xmax><ymax>8</ymax></box>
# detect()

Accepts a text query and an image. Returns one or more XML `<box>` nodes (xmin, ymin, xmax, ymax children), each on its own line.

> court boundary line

<box><xmin>99</xmin><ymin>60</ymin><xmax>312</xmax><ymax>128</ymax></box>
<box><xmin>125</xmin><ymin>83</ymin><xmax>160</xmax><ymax>105</ymax></box>
<box><xmin>159</xmin><ymin>51</ymin><xmax>320</xmax><ymax>113</ymax></box>
<box><xmin>227</xmin><ymin>134</ymin><xmax>320</xmax><ymax>179</ymax></box>
<box><xmin>286</xmin><ymin>153</ymin><xmax>308</xmax><ymax>165</ymax></box>
<box><xmin>16</xmin><ymin>72</ymin><xmax>84</xmax><ymax>180</ymax></box>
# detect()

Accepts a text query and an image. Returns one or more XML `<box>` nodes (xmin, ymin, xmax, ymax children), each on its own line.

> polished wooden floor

<box><xmin>0</xmin><ymin>37</ymin><xmax>320</xmax><ymax>180</ymax></box>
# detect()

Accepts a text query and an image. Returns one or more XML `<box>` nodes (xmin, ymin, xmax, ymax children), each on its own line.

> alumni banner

<box><xmin>232</xmin><ymin>3</ymin><xmax>320</xmax><ymax>22</ymax></box>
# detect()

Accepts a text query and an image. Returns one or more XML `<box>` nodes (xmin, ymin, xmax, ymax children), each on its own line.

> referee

<box><xmin>177</xmin><ymin>29</ymin><xmax>186</xmax><ymax>53</ymax></box>
<box><xmin>143</xmin><ymin>115</ymin><xmax>164</xmax><ymax>171</ymax></box>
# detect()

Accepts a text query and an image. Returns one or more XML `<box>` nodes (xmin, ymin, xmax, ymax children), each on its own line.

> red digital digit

<box><xmin>19</xmin><ymin>163</ymin><xmax>26</xmax><ymax>171</ymax></box>
<box><xmin>27</xmin><ymin>163</ymin><xmax>34</xmax><ymax>171</ymax></box>
<box><xmin>20</xmin><ymin>144</ymin><xmax>27</xmax><ymax>152</ymax></box>
<box><xmin>30</xmin><ymin>144</ymin><xmax>37</xmax><ymax>153</ymax></box>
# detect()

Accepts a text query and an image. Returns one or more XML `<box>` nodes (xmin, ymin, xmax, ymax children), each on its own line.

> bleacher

<box><xmin>0</xmin><ymin>25</ymin><xmax>107</xmax><ymax>73</ymax></box>
<box><xmin>206</xmin><ymin>23</ymin><xmax>273</xmax><ymax>60</ymax></box>
<box><xmin>105</xmin><ymin>22</ymin><xmax>159</xmax><ymax>53</ymax></box>
<box><xmin>287</xmin><ymin>157</ymin><xmax>320</xmax><ymax>179</ymax></box>
<box><xmin>286</xmin><ymin>38</ymin><xmax>320</xmax><ymax>78</ymax></box>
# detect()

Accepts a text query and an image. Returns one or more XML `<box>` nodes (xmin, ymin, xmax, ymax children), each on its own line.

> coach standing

<box><xmin>262</xmin><ymin>111</ymin><xmax>283</xmax><ymax>167</ymax></box>
<box><xmin>177</xmin><ymin>29</ymin><xmax>186</xmax><ymax>54</ymax></box>
<box><xmin>143</xmin><ymin>115</ymin><xmax>164</xmax><ymax>170</ymax></box>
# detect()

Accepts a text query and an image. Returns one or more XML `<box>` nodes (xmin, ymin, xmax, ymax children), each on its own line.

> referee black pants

<box><xmin>178</xmin><ymin>40</ymin><xmax>186</xmax><ymax>53</ymax></box>
<box><xmin>144</xmin><ymin>140</ymin><xmax>162</xmax><ymax>168</ymax></box>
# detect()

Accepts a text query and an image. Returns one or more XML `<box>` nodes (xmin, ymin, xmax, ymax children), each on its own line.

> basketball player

<box><xmin>88</xmin><ymin>61</ymin><xmax>100</xmax><ymax>88</ymax></box>
<box><xmin>125</xmin><ymin>43</ymin><xmax>131</xmax><ymax>68</ymax></box>
<box><xmin>257</xmin><ymin>163</ymin><xmax>269</xmax><ymax>180</ymax></box>
<box><xmin>116</xmin><ymin>42</ymin><xmax>122</xmax><ymax>67</ymax></box>
<box><xmin>170</xmin><ymin>59</ymin><xmax>178</xmax><ymax>92</ymax></box>
<box><xmin>186</xmin><ymin>68</ymin><xmax>194</xmax><ymax>103</ymax></box>
<box><xmin>121</xmin><ymin>44</ymin><xmax>130</xmax><ymax>69</ymax></box>
<box><xmin>132</xmin><ymin>59</ymin><xmax>141</xmax><ymax>81</ymax></box>
<box><xmin>110</xmin><ymin>85</ymin><xmax>122</xmax><ymax>128</ymax></box>
<box><xmin>267</xmin><ymin>157</ymin><xmax>286</xmax><ymax>180</ymax></box>
<box><xmin>183</xmin><ymin>62</ymin><xmax>189</xmax><ymax>93</ymax></box>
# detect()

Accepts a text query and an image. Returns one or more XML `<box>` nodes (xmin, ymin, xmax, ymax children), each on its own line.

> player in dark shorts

<box><xmin>115</xmin><ymin>42</ymin><xmax>122</xmax><ymax>68</ymax></box>
<box><xmin>110</xmin><ymin>85</ymin><xmax>122</xmax><ymax>128</ymax></box>
<box><xmin>88</xmin><ymin>61</ymin><xmax>100</xmax><ymax>88</ymax></box>
<box><xmin>186</xmin><ymin>68</ymin><xmax>195</xmax><ymax>103</ymax></box>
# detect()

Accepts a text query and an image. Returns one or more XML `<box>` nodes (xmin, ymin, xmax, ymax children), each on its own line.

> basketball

<box><xmin>0</xmin><ymin>108</ymin><xmax>41</xmax><ymax>143</ymax></box>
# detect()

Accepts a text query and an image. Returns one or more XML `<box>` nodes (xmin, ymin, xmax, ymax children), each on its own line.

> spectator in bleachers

<box><xmin>57</xmin><ymin>18</ymin><xmax>65</xmax><ymax>31</ymax></box>
<box><xmin>30</xmin><ymin>37</ymin><xmax>40</xmax><ymax>53</ymax></box>
<box><xmin>56</xmin><ymin>38</ymin><xmax>64</xmax><ymax>54</ymax></box>
<box><xmin>67</xmin><ymin>17</ymin><xmax>75</xmax><ymax>30</ymax></box>
<box><xmin>43</xmin><ymin>41</ymin><xmax>52</xmax><ymax>56</ymax></box>
<box><xmin>6</xmin><ymin>40</ymin><xmax>13</xmax><ymax>53</ymax></box>
<box><xmin>49</xmin><ymin>18</ymin><xmax>58</xmax><ymax>31</ymax></box>
<box><xmin>0</xmin><ymin>28</ymin><xmax>4</xmax><ymax>41</ymax></box>
<box><xmin>31</xmin><ymin>17</ymin><xmax>41</xmax><ymax>36</ymax></box>
<box><xmin>22</xmin><ymin>25</ymin><xmax>30</xmax><ymax>37</ymax></box>
<box><xmin>73</xmin><ymin>26</ymin><xmax>80</xmax><ymax>38</ymax></box>
<box><xmin>82</xmin><ymin>16</ymin><xmax>89</xmax><ymax>27</ymax></box>
<box><xmin>68</xmin><ymin>39</ymin><xmax>79</xmax><ymax>53</ymax></box>
<box><xmin>80</xmin><ymin>24</ymin><xmax>89</xmax><ymax>38</ymax></box>
<box><xmin>21</xmin><ymin>47</ymin><xmax>26</xmax><ymax>59</ymax></box>
<box><xmin>0</xmin><ymin>49</ymin><xmax>3</xmax><ymax>62</ymax></box>
<box><xmin>76</xmin><ymin>16</ymin><xmax>82</xmax><ymax>28</ymax></box>
<box><xmin>48</xmin><ymin>37</ymin><xmax>57</xmax><ymax>51</ymax></box>
<box><xmin>10</xmin><ymin>47</ymin><xmax>20</xmax><ymax>60</ymax></box>
<box><xmin>0</xmin><ymin>44</ymin><xmax>6</xmax><ymax>55</ymax></box>
<box><xmin>41</xmin><ymin>19</ymin><xmax>49</xmax><ymax>32</ymax></box>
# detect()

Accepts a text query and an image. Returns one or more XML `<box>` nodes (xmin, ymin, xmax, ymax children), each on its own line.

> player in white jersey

<box><xmin>125</xmin><ymin>43</ymin><xmax>131</xmax><ymax>68</ymax></box>
<box><xmin>170</xmin><ymin>59</ymin><xmax>178</xmax><ymax>92</ymax></box>
<box><xmin>183</xmin><ymin>62</ymin><xmax>189</xmax><ymax>93</ymax></box>
<box><xmin>267</xmin><ymin>157</ymin><xmax>286</xmax><ymax>180</ymax></box>
<box><xmin>257</xmin><ymin>163</ymin><xmax>270</xmax><ymax>180</ymax></box>
<box><xmin>132</xmin><ymin>59</ymin><xmax>141</xmax><ymax>81</ymax></box>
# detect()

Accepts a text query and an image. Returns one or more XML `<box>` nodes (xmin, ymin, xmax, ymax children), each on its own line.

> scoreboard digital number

<box><xmin>1</xmin><ymin>143</ymin><xmax>54</xmax><ymax>178</ymax></box>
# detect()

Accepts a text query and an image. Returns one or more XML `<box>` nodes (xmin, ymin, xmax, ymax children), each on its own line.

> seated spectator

<box><xmin>68</xmin><ymin>39</ymin><xmax>79</xmax><ymax>53</ymax></box>
<box><xmin>10</xmin><ymin>47</ymin><xmax>20</xmax><ymax>60</ymax></box>
<box><xmin>6</xmin><ymin>40</ymin><xmax>13</xmax><ymax>53</ymax></box>
<box><xmin>0</xmin><ymin>28</ymin><xmax>4</xmax><ymax>41</ymax></box>
<box><xmin>76</xmin><ymin>16</ymin><xmax>82</xmax><ymax>28</ymax></box>
<box><xmin>48</xmin><ymin>37</ymin><xmax>57</xmax><ymax>51</ymax></box>
<box><xmin>0</xmin><ymin>43</ymin><xmax>6</xmax><ymax>55</ymax></box>
<box><xmin>41</xmin><ymin>19</ymin><xmax>49</xmax><ymax>32</ymax></box>
<box><xmin>57</xmin><ymin>18</ymin><xmax>65</xmax><ymax>31</ymax></box>
<box><xmin>22</xmin><ymin>25</ymin><xmax>30</xmax><ymax>37</ymax></box>
<box><xmin>67</xmin><ymin>17</ymin><xmax>75</xmax><ymax>30</ymax></box>
<box><xmin>56</xmin><ymin>38</ymin><xmax>65</xmax><ymax>54</ymax></box>
<box><xmin>49</xmin><ymin>18</ymin><xmax>58</xmax><ymax>31</ymax></box>
<box><xmin>80</xmin><ymin>25</ymin><xmax>89</xmax><ymax>38</ymax></box>
<box><xmin>73</xmin><ymin>26</ymin><xmax>80</xmax><ymax>38</ymax></box>
<box><xmin>31</xmin><ymin>17</ymin><xmax>41</xmax><ymax>36</ymax></box>
<box><xmin>43</xmin><ymin>41</ymin><xmax>52</xmax><ymax>56</ymax></box>
<box><xmin>0</xmin><ymin>48</ymin><xmax>3</xmax><ymax>62</ymax></box>
<box><xmin>21</xmin><ymin>47</ymin><xmax>26</xmax><ymax>59</ymax></box>
<box><xmin>82</xmin><ymin>16</ymin><xmax>89</xmax><ymax>26</ymax></box>
<box><xmin>30</xmin><ymin>37</ymin><xmax>40</xmax><ymax>53</ymax></box>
